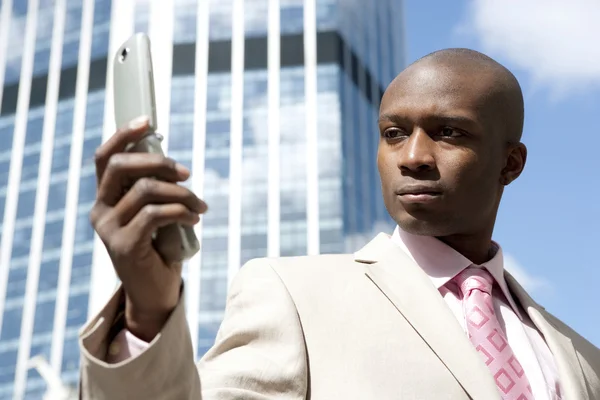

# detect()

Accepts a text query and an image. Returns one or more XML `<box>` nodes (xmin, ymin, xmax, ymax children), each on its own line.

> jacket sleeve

<box><xmin>78</xmin><ymin>258</ymin><xmax>308</xmax><ymax>400</ymax></box>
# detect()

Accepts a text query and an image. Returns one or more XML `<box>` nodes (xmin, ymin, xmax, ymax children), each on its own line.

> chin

<box><xmin>392</xmin><ymin>210</ymin><xmax>456</xmax><ymax>237</ymax></box>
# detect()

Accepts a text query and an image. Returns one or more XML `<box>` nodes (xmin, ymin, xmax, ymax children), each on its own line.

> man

<box><xmin>79</xmin><ymin>49</ymin><xmax>600</xmax><ymax>399</ymax></box>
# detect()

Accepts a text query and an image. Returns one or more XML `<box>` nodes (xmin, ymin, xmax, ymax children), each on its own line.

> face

<box><xmin>377</xmin><ymin>64</ymin><xmax>523</xmax><ymax>237</ymax></box>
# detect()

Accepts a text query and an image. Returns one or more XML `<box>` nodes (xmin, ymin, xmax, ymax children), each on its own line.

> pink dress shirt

<box><xmin>107</xmin><ymin>228</ymin><xmax>562</xmax><ymax>399</ymax></box>
<box><xmin>391</xmin><ymin>227</ymin><xmax>562</xmax><ymax>400</ymax></box>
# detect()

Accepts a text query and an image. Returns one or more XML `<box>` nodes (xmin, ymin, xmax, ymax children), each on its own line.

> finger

<box><xmin>114</xmin><ymin>178</ymin><xmax>207</xmax><ymax>226</ymax></box>
<box><xmin>95</xmin><ymin>115</ymin><xmax>151</xmax><ymax>184</ymax></box>
<box><xmin>89</xmin><ymin>201</ymin><xmax>116</xmax><ymax>242</ymax></box>
<box><xmin>97</xmin><ymin>153</ymin><xmax>190</xmax><ymax>207</ymax></box>
<box><xmin>125</xmin><ymin>203</ymin><xmax>200</xmax><ymax>243</ymax></box>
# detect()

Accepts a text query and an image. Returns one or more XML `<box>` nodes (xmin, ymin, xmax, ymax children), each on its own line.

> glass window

<box><xmin>245</xmin><ymin>0</ymin><xmax>268</xmax><ymax>37</ymax></box>
<box><xmin>5</xmin><ymin>267</ymin><xmax>27</xmax><ymax>299</ymax></box>
<box><xmin>316</xmin><ymin>65</ymin><xmax>343</xmax><ymax>252</ymax></box>
<box><xmin>65</xmin><ymin>293</ymin><xmax>88</xmax><ymax>327</ymax></box>
<box><xmin>94</xmin><ymin>0</ymin><xmax>112</xmax><ymax>24</ymax></box>
<box><xmin>84</xmin><ymin>91</ymin><xmax>106</xmax><ymax>130</ymax></box>
<box><xmin>47</xmin><ymin>179</ymin><xmax>68</xmax><ymax>212</ymax></box>
<box><xmin>90</xmin><ymin>0</ymin><xmax>112</xmax><ymax>59</ymax></box>
<box><xmin>169</xmin><ymin>75</ymin><xmax>196</xmax><ymax>152</ymax></box>
<box><xmin>62</xmin><ymin>0</ymin><xmax>83</xmax><ymax>68</ymax></box>
<box><xmin>0</xmin><ymin>307</ymin><xmax>23</xmax><ymax>341</ymax></box>
<box><xmin>170</xmin><ymin>76</ymin><xmax>196</xmax><ymax>114</ymax></box>
<box><xmin>209</xmin><ymin>0</ymin><xmax>233</xmax><ymax>40</ymax></box>
<box><xmin>202</xmin><ymin>72</ymin><xmax>232</xmax><ymax>252</ymax></box>
<box><xmin>134</xmin><ymin>0</ymin><xmax>151</xmax><ymax>34</ymax></box>
<box><xmin>32</xmin><ymin>3</ymin><xmax>54</xmax><ymax>75</ymax></box>
<box><xmin>74</xmin><ymin>210</ymin><xmax>94</xmax><ymax>245</ymax></box>
<box><xmin>15</xmin><ymin>188</ymin><xmax>36</xmax><ymax>220</ymax></box>
<box><xmin>317</xmin><ymin>0</ymin><xmax>338</xmax><ymax>30</ymax></box>
<box><xmin>60</xmin><ymin>337</ymin><xmax>79</xmax><ymax>375</ymax></box>
<box><xmin>205</xmin><ymin>120</ymin><xmax>230</xmax><ymax>149</ymax></box>
<box><xmin>32</xmin><ymin>46</ymin><xmax>52</xmax><ymax>78</ymax></box>
<box><xmin>279</xmin><ymin>66</ymin><xmax>307</xmax><ymax>256</ymax></box>
<box><xmin>54</xmin><ymin>100</ymin><xmax>75</xmax><ymax>139</ymax></box>
<box><xmin>81</xmin><ymin>137</ymin><xmax>101</xmax><ymax>169</ymax></box>
<box><xmin>24</xmin><ymin>382</ymin><xmax>46</xmax><ymax>399</ymax></box>
<box><xmin>70</xmin><ymin>251</ymin><xmax>92</xmax><ymax>287</ymax></box>
<box><xmin>173</xmin><ymin>0</ymin><xmax>197</xmax><ymax>43</ymax></box>
<box><xmin>0</xmin><ymin>349</ymin><xmax>18</xmax><ymax>385</ymax></box>
<box><xmin>38</xmin><ymin>260</ymin><xmax>60</xmax><ymax>292</ymax></box>
<box><xmin>26</xmin><ymin>337</ymin><xmax>51</xmax><ymax>392</ymax></box>
<box><xmin>13</xmin><ymin>0</ymin><xmax>29</xmax><ymax>16</ymax></box>
<box><xmin>11</xmin><ymin>226</ymin><xmax>32</xmax><ymax>259</ymax></box>
<box><xmin>0</xmin><ymin>117</ymin><xmax>15</xmax><ymax>153</ymax></box>
<box><xmin>19</xmin><ymin>152</ymin><xmax>41</xmax><ymax>183</ymax></box>
<box><xmin>42</xmin><ymin>219</ymin><xmax>64</xmax><ymax>250</ymax></box>
<box><xmin>240</xmin><ymin>70</ymin><xmax>268</xmax><ymax>264</ymax></box>
<box><xmin>197</xmin><ymin>320</ymin><xmax>220</xmax><ymax>357</ymax></box>
<box><xmin>24</xmin><ymin>110</ymin><xmax>44</xmax><ymax>146</ymax></box>
<box><xmin>280</xmin><ymin>0</ymin><xmax>304</xmax><ymax>35</ymax></box>
<box><xmin>204</xmin><ymin>155</ymin><xmax>229</xmax><ymax>178</ymax></box>
<box><xmin>32</xmin><ymin>300</ymin><xmax>56</xmax><ymax>335</ymax></box>
<box><xmin>61</xmin><ymin>35</ymin><xmax>80</xmax><ymax>69</ymax></box>
<box><xmin>199</xmin><ymin>276</ymin><xmax>227</xmax><ymax>313</ymax></box>
<box><xmin>0</xmin><ymin>163</ymin><xmax>9</xmax><ymax>193</ymax></box>
<box><xmin>4</xmin><ymin>12</ymin><xmax>27</xmax><ymax>84</ymax></box>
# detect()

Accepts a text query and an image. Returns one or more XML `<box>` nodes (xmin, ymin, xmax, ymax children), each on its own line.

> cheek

<box><xmin>443</xmin><ymin>153</ymin><xmax>499</xmax><ymax>205</ymax></box>
<box><xmin>376</xmin><ymin>150</ymin><xmax>391</xmax><ymax>185</ymax></box>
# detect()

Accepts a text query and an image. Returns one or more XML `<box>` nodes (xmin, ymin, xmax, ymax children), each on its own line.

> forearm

<box><xmin>79</xmin><ymin>287</ymin><xmax>200</xmax><ymax>400</ymax></box>
<box><xmin>78</xmin><ymin>259</ymin><xmax>308</xmax><ymax>400</ymax></box>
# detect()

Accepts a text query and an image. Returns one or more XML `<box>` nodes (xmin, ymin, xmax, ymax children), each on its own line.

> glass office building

<box><xmin>0</xmin><ymin>0</ymin><xmax>405</xmax><ymax>398</ymax></box>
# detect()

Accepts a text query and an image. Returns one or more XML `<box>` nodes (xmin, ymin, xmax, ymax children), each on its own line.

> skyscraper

<box><xmin>0</xmin><ymin>0</ymin><xmax>405</xmax><ymax>398</ymax></box>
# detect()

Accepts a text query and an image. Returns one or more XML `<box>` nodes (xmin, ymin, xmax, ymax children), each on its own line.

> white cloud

<box><xmin>503</xmin><ymin>253</ymin><xmax>552</xmax><ymax>294</ymax></box>
<box><xmin>459</xmin><ymin>0</ymin><xmax>600</xmax><ymax>96</ymax></box>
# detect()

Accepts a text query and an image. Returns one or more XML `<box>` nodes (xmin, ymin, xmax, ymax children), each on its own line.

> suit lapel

<box><xmin>506</xmin><ymin>272</ymin><xmax>590</xmax><ymax>400</ymax></box>
<box><xmin>359</xmin><ymin>234</ymin><xmax>501</xmax><ymax>400</ymax></box>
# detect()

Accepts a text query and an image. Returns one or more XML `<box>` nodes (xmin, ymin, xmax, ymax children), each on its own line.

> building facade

<box><xmin>0</xmin><ymin>0</ymin><xmax>405</xmax><ymax>398</ymax></box>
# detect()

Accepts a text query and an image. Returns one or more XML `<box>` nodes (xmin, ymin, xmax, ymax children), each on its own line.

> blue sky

<box><xmin>403</xmin><ymin>0</ymin><xmax>600</xmax><ymax>345</ymax></box>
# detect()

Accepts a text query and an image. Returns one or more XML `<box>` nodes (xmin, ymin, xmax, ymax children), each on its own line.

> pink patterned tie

<box><xmin>455</xmin><ymin>268</ymin><xmax>533</xmax><ymax>400</ymax></box>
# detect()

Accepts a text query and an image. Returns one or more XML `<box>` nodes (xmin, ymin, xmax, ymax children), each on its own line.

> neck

<box><xmin>437</xmin><ymin>197</ymin><xmax>502</xmax><ymax>264</ymax></box>
<box><xmin>437</xmin><ymin>227</ymin><xmax>495</xmax><ymax>265</ymax></box>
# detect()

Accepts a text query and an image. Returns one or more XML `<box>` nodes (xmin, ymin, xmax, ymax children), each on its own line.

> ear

<box><xmin>501</xmin><ymin>142</ymin><xmax>527</xmax><ymax>185</ymax></box>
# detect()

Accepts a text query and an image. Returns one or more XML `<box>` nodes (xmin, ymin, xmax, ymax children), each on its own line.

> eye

<box><xmin>382</xmin><ymin>128</ymin><xmax>408</xmax><ymax>140</ymax></box>
<box><xmin>439</xmin><ymin>127</ymin><xmax>463</xmax><ymax>138</ymax></box>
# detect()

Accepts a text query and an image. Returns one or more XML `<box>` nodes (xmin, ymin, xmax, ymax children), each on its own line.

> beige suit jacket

<box><xmin>79</xmin><ymin>234</ymin><xmax>600</xmax><ymax>399</ymax></box>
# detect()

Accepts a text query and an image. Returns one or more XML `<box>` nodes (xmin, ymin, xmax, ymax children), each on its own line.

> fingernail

<box><xmin>175</xmin><ymin>162</ymin><xmax>190</xmax><ymax>176</ymax></box>
<box><xmin>187</xmin><ymin>212</ymin><xmax>200</xmax><ymax>224</ymax></box>
<box><xmin>194</xmin><ymin>201</ymin><xmax>206</xmax><ymax>213</ymax></box>
<box><xmin>129</xmin><ymin>115</ymin><xmax>149</xmax><ymax>130</ymax></box>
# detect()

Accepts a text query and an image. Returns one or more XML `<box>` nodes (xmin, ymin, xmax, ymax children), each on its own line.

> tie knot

<box><xmin>454</xmin><ymin>267</ymin><xmax>494</xmax><ymax>297</ymax></box>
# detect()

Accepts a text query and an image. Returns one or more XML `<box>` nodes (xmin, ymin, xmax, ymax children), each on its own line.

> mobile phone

<box><xmin>113</xmin><ymin>33</ymin><xmax>200</xmax><ymax>263</ymax></box>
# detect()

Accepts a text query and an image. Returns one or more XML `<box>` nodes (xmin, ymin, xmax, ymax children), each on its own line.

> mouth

<box><xmin>396</xmin><ymin>186</ymin><xmax>443</xmax><ymax>204</ymax></box>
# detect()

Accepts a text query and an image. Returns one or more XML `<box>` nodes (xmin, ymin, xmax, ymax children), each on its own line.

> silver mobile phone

<box><xmin>113</xmin><ymin>33</ymin><xmax>200</xmax><ymax>263</ymax></box>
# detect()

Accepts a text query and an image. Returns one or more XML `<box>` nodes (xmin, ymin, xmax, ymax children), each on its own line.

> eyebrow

<box><xmin>378</xmin><ymin>113</ymin><xmax>478</xmax><ymax>127</ymax></box>
<box><xmin>378</xmin><ymin>114</ymin><xmax>405</xmax><ymax>124</ymax></box>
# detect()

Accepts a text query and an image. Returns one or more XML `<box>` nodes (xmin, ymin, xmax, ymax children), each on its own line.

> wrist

<box><xmin>124</xmin><ymin>286</ymin><xmax>181</xmax><ymax>342</ymax></box>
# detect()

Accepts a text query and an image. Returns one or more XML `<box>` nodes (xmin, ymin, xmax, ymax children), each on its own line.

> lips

<box><xmin>396</xmin><ymin>185</ymin><xmax>443</xmax><ymax>204</ymax></box>
<box><xmin>396</xmin><ymin>185</ymin><xmax>442</xmax><ymax>196</ymax></box>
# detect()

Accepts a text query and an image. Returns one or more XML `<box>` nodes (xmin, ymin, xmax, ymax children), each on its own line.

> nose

<box><xmin>398</xmin><ymin>129</ymin><xmax>436</xmax><ymax>173</ymax></box>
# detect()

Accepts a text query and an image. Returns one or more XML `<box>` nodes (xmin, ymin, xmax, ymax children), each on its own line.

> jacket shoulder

<box><xmin>264</xmin><ymin>253</ymin><xmax>358</xmax><ymax>272</ymax></box>
<box><xmin>243</xmin><ymin>253</ymin><xmax>366</xmax><ymax>290</ymax></box>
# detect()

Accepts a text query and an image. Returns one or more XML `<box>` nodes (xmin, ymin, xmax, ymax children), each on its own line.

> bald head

<box><xmin>377</xmin><ymin>48</ymin><xmax>528</xmax><ymax>246</ymax></box>
<box><xmin>389</xmin><ymin>48</ymin><xmax>525</xmax><ymax>142</ymax></box>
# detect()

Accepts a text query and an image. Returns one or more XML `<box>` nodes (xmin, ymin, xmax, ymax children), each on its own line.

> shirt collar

<box><xmin>390</xmin><ymin>226</ymin><xmax>524</xmax><ymax>320</ymax></box>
